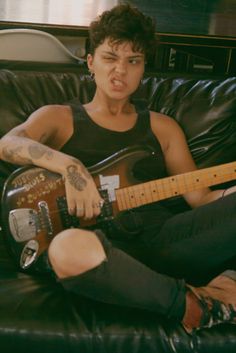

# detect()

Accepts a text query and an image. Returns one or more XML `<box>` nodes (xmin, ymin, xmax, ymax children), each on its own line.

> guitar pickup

<box><xmin>98</xmin><ymin>189</ymin><xmax>114</xmax><ymax>220</ymax></box>
<box><xmin>57</xmin><ymin>196</ymin><xmax>80</xmax><ymax>229</ymax></box>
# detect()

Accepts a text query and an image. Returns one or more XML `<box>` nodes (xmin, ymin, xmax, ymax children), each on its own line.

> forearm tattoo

<box><xmin>66</xmin><ymin>165</ymin><xmax>87</xmax><ymax>191</ymax></box>
<box><xmin>2</xmin><ymin>128</ymin><xmax>52</xmax><ymax>164</ymax></box>
<box><xmin>2</xmin><ymin>146</ymin><xmax>32</xmax><ymax>165</ymax></box>
<box><xmin>28</xmin><ymin>143</ymin><xmax>53</xmax><ymax>160</ymax></box>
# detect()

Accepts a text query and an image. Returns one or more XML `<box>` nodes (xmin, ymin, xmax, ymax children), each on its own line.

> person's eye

<box><xmin>103</xmin><ymin>56</ymin><xmax>116</xmax><ymax>62</ymax></box>
<box><xmin>129</xmin><ymin>59</ymin><xmax>140</xmax><ymax>65</ymax></box>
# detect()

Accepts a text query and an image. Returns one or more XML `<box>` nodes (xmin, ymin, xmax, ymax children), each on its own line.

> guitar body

<box><xmin>1</xmin><ymin>145</ymin><xmax>157</xmax><ymax>270</ymax></box>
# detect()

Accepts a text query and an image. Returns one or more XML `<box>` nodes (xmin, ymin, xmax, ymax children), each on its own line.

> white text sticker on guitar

<box><xmin>99</xmin><ymin>174</ymin><xmax>120</xmax><ymax>202</ymax></box>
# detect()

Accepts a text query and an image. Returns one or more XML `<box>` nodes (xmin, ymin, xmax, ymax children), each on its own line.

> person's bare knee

<box><xmin>48</xmin><ymin>228</ymin><xmax>106</xmax><ymax>278</ymax></box>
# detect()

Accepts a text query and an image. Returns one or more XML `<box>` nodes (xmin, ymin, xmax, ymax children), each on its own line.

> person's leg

<box><xmin>48</xmin><ymin>227</ymin><xmax>186</xmax><ymax>319</ymax></box>
<box><xmin>145</xmin><ymin>192</ymin><xmax>236</xmax><ymax>282</ymax></box>
<box><xmin>47</xmin><ymin>226</ymin><xmax>236</xmax><ymax>333</ymax></box>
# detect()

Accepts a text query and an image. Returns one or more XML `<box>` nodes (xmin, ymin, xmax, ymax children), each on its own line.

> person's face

<box><xmin>87</xmin><ymin>38</ymin><xmax>145</xmax><ymax>100</ymax></box>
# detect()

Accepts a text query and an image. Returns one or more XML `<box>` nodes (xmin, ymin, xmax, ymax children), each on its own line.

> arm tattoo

<box><xmin>3</xmin><ymin>128</ymin><xmax>51</xmax><ymax>165</ymax></box>
<box><xmin>28</xmin><ymin>143</ymin><xmax>53</xmax><ymax>160</ymax></box>
<box><xmin>66</xmin><ymin>165</ymin><xmax>87</xmax><ymax>191</ymax></box>
<box><xmin>71</xmin><ymin>158</ymin><xmax>91</xmax><ymax>179</ymax></box>
<box><xmin>2</xmin><ymin>146</ymin><xmax>32</xmax><ymax>165</ymax></box>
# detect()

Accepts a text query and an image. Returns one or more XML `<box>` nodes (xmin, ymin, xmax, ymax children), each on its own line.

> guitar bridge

<box><xmin>9</xmin><ymin>208</ymin><xmax>40</xmax><ymax>242</ymax></box>
<box><xmin>9</xmin><ymin>201</ymin><xmax>53</xmax><ymax>243</ymax></box>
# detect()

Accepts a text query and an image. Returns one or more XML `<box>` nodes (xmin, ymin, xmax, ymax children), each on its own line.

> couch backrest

<box><xmin>136</xmin><ymin>75</ymin><xmax>236</xmax><ymax>166</ymax></box>
<box><xmin>0</xmin><ymin>67</ymin><xmax>235</xmax><ymax>192</ymax></box>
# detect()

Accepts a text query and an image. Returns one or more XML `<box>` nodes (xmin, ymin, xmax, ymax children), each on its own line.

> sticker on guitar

<box><xmin>99</xmin><ymin>174</ymin><xmax>120</xmax><ymax>201</ymax></box>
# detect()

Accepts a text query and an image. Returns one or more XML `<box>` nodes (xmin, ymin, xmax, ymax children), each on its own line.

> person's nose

<box><xmin>114</xmin><ymin>60</ymin><xmax>127</xmax><ymax>75</ymax></box>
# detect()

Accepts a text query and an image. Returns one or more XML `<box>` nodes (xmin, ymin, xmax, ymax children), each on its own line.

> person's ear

<box><xmin>87</xmin><ymin>54</ymin><xmax>94</xmax><ymax>72</ymax></box>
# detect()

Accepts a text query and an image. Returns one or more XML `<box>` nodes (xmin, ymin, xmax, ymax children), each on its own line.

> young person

<box><xmin>0</xmin><ymin>4</ymin><xmax>236</xmax><ymax>333</ymax></box>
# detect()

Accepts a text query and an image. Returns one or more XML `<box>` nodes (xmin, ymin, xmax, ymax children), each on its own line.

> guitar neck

<box><xmin>116</xmin><ymin>161</ymin><xmax>236</xmax><ymax>211</ymax></box>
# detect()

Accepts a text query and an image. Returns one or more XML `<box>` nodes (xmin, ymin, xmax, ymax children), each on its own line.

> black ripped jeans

<box><xmin>38</xmin><ymin>192</ymin><xmax>236</xmax><ymax>321</ymax></box>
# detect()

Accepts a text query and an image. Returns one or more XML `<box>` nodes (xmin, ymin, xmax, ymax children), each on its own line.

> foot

<box><xmin>207</xmin><ymin>270</ymin><xmax>236</xmax><ymax>300</ymax></box>
<box><xmin>182</xmin><ymin>271</ymin><xmax>236</xmax><ymax>333</ymax></box>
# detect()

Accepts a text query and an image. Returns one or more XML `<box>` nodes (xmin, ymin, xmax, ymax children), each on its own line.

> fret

<box><xmin>116</xmin><ymin>188</ymin><xmax>128</xmax><ymax>210</ymax></box>
<box><xmin>150</xmin><ymin>180</ymin><xmax>161</xmax><ymax>201</ymax></box>
<box><xmin>126</xmin><ymin>186</ymin><xmax>138</xmax><ymax>208</ymax></box>
<box><xmin>116</xmin><ymin>161</ymin><xmax>236</xmax><ymax>211</ymax></box>
<box><xmin>143</xmin><ymin>182</ymin><xmax>154</xmax><ymax>204</ymax></box>
<box><xmin>122</xmin><ymin>187</ymin><xmax>132</xmax><ymax>209</ymax></box>
<box><xmin>136</xmin><ymin>183</ymin><xmax>148</xmax><ymax>206</ymax></box>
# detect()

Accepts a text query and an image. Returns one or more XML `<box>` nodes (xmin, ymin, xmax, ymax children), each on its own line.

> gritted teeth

<box><xmin>112</xmin><ymin>79</ymin><xmax>124</xmax><ymax>87</ymax></box>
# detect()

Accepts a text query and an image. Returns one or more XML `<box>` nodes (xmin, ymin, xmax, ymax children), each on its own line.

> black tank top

<box><xmin>61</xmin><ymin>99</ymin><xmax>173</xmax><ymax>235</ymax></box>
<box><xmin>61</xmin><ymin>99</ymin><xmax>167</xmax><ymax>177</ymax></box>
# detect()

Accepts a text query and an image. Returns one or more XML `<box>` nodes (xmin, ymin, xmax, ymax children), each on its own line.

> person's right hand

<box><xmin>63</xmin><ymin>160</ymin><xmax>104</xmax><ymax>220</ymax></box>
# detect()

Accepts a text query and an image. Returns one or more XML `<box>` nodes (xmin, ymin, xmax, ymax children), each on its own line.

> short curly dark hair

<box><xmin>88</xmin><ymin>4</ymin><xmax>157</xmax><ymax>59</ymax></box>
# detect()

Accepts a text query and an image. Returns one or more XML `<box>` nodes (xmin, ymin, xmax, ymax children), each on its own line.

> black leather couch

<box><xmin>0</xmin><ymin>62</ymin><xmax>236</xmax><ymax>353</ymax></box>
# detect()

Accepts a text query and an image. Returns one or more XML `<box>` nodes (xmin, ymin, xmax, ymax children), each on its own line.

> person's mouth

<box><xmin>111</xmin><ymin>78</ymin><xmax>126</xmax><ymax>88</ymax></box>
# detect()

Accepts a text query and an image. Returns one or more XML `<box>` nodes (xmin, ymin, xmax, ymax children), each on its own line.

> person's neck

<box><xmin>88</xmin><ymin>93</ymin><xmax>133</xmax><ymax>117</ymax></box>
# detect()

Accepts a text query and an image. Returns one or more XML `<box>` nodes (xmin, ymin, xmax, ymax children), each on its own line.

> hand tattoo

<box><xmin>71</xmin><ymin>158</ymin><xmax>91</xmax><ymax>179</ymax></box>
<box><xmin>66</xmin><ymin>165</ymin><xmax>87</xmax><ymax>191</ymax></box>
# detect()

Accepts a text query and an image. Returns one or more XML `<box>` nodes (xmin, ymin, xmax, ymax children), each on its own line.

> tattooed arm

<box><xmin>0</xmin><ymin>122</ymin><xmax>66</xmax><ymax>172</ymax></box>
<box><xmin>1</xmin><ymin>129</ymin><xmax>53</xmax><ymax>166</ymax></box>
<box><xmin>0</xmin><ymin>105</ymin><xmax>103</xmax><ymax>219</ymax></box>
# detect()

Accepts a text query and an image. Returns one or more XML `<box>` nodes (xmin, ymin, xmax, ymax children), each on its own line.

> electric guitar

<box><xmin>1</xmin><ymin>145</ymin><xmax>236</xmax><ymax>270</ymax></box>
